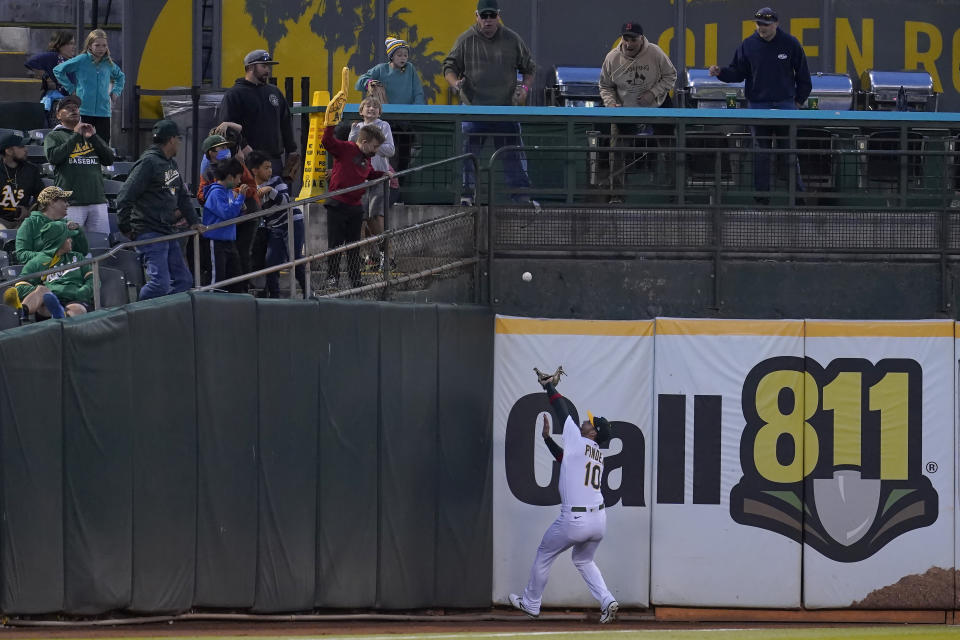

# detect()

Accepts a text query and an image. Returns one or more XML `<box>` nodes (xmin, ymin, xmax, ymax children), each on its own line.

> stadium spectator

<box><xmin>14</xmin><ymin>220</ymin><xmax>92</xmax><ymax>319</ymax></box>
<box><xmin>349</xmin><ymin>97</ymin><xmax>396</xmax><ymax>270</ymax></box>
<box><xmin>599</xmin><ymin>21</ymin><xmax>677</xmax><ymax>202</ymax></box>
<box><xmin>197</xmin><ymin>129</ymin><xmax>262</xmax><ymax>291</ymax></box>
<box><xmin>24</xmin><ymin>31</ymin><xmax>76</xmax><ymax>124</ymax></box>
<box><xmin>443</xmin><ymin>0</ymin><xmax>537</xmax><ymax>206</ymax></box>
<box><xmin>0</xmin><ymin>132</ymin><xmax>43</xmax><ymax>229</ymax></box>
<box><xmin>248</xmin><ymin>151</ymin><xmax>306</xmax><ymax>298</ymax></box>
<box><xmin>53</xmin><ymin>29</ymin><xmax>125</xmax><ymax>144</ymax></box>
<box><xmin>321</xmin><ymin>123</ymin><xmax>386</xmax><ymax>289</ymax></box>
<box><xmin>44</xmin><ymin>95</ymin><xmax>114</xmax><ymax>235</ymax></box>
<box><xmin>356</xmin><ymin>36</ymin><xmax>425</xmax><ymax>184</ymax></box>
<box><xmin>15</xmin><ymin>185</ymin><xmax>88</xmax><ymax>264</ymax></box>
<box><xmin>709</xmin><ymin>7</ymin><xmax>810</xmax><ymax>200</ymax></box>
<box><xmin>357</xmin><ymin>37</ymin><xmax>426</xmax><ymax>105</ymax></box>
<box><xmin>217</xmin><ymin>49</ymin><xmax>299</xmax><ymax>180</ymax></box>
<box><xmin>201</xmin><ymin>158</ymin><xmax>248</xmax><ymax>293</ymax></box>
<box><xmin>116</xmin><ymin>119</ymin><xmax>201</xmax><ymax>300</ymax></box>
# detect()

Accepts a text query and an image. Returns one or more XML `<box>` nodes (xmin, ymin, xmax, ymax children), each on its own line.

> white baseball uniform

<box><xmin>519</xmin><ymin>386</ymin><xmax>615</xmax><ymax>615</ymax></box>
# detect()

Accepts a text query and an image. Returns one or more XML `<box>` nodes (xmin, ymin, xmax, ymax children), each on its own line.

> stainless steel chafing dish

<box><xmin>860</xmin><ymin>70</ymin><xmax>939</xmax><ymax>111</ymax></box>
<box><xmin>683</xmin><ymin>68</ymin><xmax>745</xmax><ymax>108</ymax></box>
<box><xmin>807</xmin><ymin>72</ymin><xmax>854</xmax><ymax>111</ymax></box>
<box><xmin>550</xmin><ymin>66</ymin><xmax>603</xmax><ymax>107</ymax></box>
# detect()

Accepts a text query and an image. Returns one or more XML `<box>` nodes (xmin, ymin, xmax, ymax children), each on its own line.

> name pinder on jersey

<box><xmin>585</xmin><ymin>443</ymin><xmax>603</xmax><ymax>463</ymax></box>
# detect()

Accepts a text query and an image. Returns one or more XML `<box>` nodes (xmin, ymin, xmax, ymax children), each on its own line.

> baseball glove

<box><xmin>534</xmin><ymin>365</ymin><xmax>565</xmax><ymax>388</ymax></box>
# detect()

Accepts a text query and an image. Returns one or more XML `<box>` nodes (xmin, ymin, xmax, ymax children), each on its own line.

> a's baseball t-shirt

<box><xmin>559</xmin><ymin>413</ymin><xmax>604</xmax><ymax>509</ymax></box>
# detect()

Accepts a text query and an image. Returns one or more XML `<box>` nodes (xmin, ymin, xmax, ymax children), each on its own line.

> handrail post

<box><xmin>304</xmin><ymin>205</ymin><xmax>312</xmax><ymax>297</ymax></box>
<box><xmin>193</xmin><ymin>229</ymin><xmax>201</xmax><ymax>289</ymax></box>
<box><xmin>92</xmin><ymin>261</ymin><xmax>101</xmax><ymax>310</ymax></box>
<box><xmin>190</xmin><ymin>85</ymin><xmax>201</xmax><ymax>191</ymax></box>
<box><xmin>487</xmin><ymin>155</ymin><xmax>496</xmax><ymax>306</ymax></box>
<box><xmin>472</xmin><ymin>156</ymin><xmax>481</xmax><ymax>304</ymax></box>
<box><xmin>287</xmin><ymin>201</ymin><xmax>296</xmax><ymax>298</ymax></box>
<box><xmin>133</xmin><ymin>85</ymin><xmax>141</xmax><ymax>158</ymax></box>
<box><xmin>382</xmin><ymin>178</ymin><xmax>392</xmax><ymax>294</ymax></box>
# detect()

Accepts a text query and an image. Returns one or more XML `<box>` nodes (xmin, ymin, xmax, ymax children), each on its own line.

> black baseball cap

<box><xmin>621</xmin><ymin>21</ymin><xmax>643</xmax><ymax>37</ymax></box>
<box><xmin>152</xmin><ymin>119</ymin><xmax>181</xmax><ymax>141</ymax></box>
<box><xmin>477</xmin><ymin>0</ymin><xmax>499</xmax><ymax>12</ymax></box>
<box><xmin>754</xmin><ymin>7</ymin><xmax>778</xmax><ymax>24</ymax></box>
<box><xmin>0</xmin><ymin>132</ymin><xmax>28</xmax><ymax>154</ymax></box>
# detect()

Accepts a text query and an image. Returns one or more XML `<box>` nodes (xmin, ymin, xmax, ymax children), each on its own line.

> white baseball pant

<box><xmin>521</xmin><ymin>507</ymin><xmax>615</xmax><ymax>614</ymax></box>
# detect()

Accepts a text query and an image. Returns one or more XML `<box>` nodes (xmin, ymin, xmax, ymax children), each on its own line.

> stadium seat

<box><xmin>86</xmin><ymin>232</ymin><xmax>110</xmax><ymax>250</ymax></box>
<box><xmin>98</xmin><ymin>266</ymin><xmax>127</xmax><ymax>308</ymax></box>
<box><xmin>2</xmin><ymin>264</ymin><xmax>23</xmax><ymax>280</ymax></box>
<box><xmin>0</xmin><ymin>252</ymin><xmax>9</xmax><ymax>268</ymax></box>
<box><xmin>42</xmin><ymin>177</ymin><xmax>54</xmax><ymax>187</ymax></box>
<box><xmin>25</xmin><ymin>144</ymin><xmax>45</xmax><ymax>163</ymax></box>
<box><xmin>103</xmin><ymin>179</ymin><xmax>124</xmax><ymax>201</ymax></box>
<box><xmin>103</xmin><ymin>161</ymin><xmax>135</xmax><ymax>180</ymax></box>
<box><xmin>0</xmin><ymin>303</ymin><xmax>19</xmax><ymax>330</ymax></box>
<box><xmin>27</xmin><ymin>128</ymin><xmax>50</xmax><ymax>143</ymax></box>
<box><xmin>101</xmin><ymin>248</ymin><xmax>144</xmax><ymax>300</ymax></box>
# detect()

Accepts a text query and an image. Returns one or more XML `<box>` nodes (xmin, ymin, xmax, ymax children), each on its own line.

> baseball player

<box><xmin>509</xmin><ymin>366</ymin><xmax>619</xmax><ymax>624</ymax></box>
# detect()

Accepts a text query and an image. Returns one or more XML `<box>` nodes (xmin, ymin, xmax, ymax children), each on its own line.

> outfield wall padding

<box><xmin>0</xmin><ymin>293</ymin><xmax>494</xmax><ymax>615</ymax></box>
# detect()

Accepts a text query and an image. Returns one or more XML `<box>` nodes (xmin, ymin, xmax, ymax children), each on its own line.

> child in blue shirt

<box><xmin>202</xmin><ymin>158</ymin><xmax>248</xmax><ymax>293</ymax></box>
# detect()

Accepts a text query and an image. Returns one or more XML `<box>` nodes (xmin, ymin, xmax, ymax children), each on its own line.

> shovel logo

<box><xmin>730</xmin><ymin>357</ymin><xmax>938</xmax><ymax>562</ymax></box>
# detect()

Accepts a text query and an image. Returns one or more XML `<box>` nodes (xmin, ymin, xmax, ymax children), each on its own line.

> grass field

<box><xmin>38</xmin><ymin>629</ymin><xmax>960</xmax><ymax>640</ymax></box>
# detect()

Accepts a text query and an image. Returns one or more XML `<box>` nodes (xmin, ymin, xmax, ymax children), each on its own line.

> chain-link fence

<box><xmin>315</xmin><ymin>209</ymin><xmax>479</xmax><ymax>301</ymax></box>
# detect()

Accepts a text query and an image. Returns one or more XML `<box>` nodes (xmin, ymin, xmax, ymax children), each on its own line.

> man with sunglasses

<box><xmin>443</xmin><ymin>0</ymin><xmax>537</xmax><ymax>206</ymax></box>
<box><xmin>709</xmin><ymin>7</ymin><xmax>811</xmax><ymax>201</ymax></box>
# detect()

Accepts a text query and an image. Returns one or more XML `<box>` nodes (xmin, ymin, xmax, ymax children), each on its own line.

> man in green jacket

<box><xmin>13</xmin><ymin>220</ymin><xmax>92</xmax><ymax>319</ymax></box>
<box><xmin>43</xmin><ymin>95</ymin><xmax>114</xmax><ymax>235</ymax></box>
<box><xmin>15</xmin><ymin>185</ymin><xmax>89</xmax><ymax>264</ymax></box>
<box><xmin>116</xmin><ymin>119</ymin><xmax>202</xmax><ymax>300</ymax></box>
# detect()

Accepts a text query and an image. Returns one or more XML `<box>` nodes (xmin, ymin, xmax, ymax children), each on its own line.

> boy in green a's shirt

<box><xmin>12</xmin><ymin>220</ymin><xmax>93</xmax><ymax>319</ymax></box>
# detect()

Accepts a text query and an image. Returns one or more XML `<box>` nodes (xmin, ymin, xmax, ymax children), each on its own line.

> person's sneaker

<box><xmin>459</xmin><ymin>195</ymin><xmax>474</xmax><ymax>207</ymax></box>
<box><xmin>508</xmin><ymin>593</ymin><xmax>538</xmax><ymax>619</ymax></box>
<box><xmin>42</xmin><ymin>292</ymin><xmax>65</xmax><ymax>319</ymax></box>
<box><xmin>599</xmin><ymin>600</ymin><xmax>619</xmax><ymax>624</ymax></box>
<box><xmin>325</xmin><ymin>275</ymin><xmax>339</xmax><ymax>289</ymax></box>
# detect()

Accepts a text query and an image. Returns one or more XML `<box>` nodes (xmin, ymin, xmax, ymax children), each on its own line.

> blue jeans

<box><xmin>748</xmin><ymin>100</ymin><xmax>805</xmax><ymax>193</ymax></box>
<box><xmin>462</xmin><ymin>121</ymin><xmax>531</xmax><ymax>198</ymax></box>
<box><xmin>265</xmin><ymin>219</ymin><xmax>305</xmax><ymax>298</ymax></box>
<box><xmin>135</xmin><ymin>232</ymin><xmax>194</xmax><ymax>300</ymax></box>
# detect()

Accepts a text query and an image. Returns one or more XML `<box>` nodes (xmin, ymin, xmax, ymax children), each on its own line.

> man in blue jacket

<box><xmin>709</xmin><ymin>7</ymin><xmax>811</xmax><ymax>200</ymax></box>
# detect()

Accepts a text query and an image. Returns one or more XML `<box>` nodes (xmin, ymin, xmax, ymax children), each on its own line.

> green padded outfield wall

<box><xmin>0</xmin><ymin>294</ymin><xmax>493</xmax><ymax>615</ymax></box>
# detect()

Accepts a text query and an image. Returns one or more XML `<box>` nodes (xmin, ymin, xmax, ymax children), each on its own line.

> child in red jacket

<box><xmin>321</xmin><ymin>123</ymin><xmax>385</xmax><ymax>288</ymax></box>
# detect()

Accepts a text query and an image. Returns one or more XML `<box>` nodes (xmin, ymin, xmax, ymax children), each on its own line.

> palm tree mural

<box><xmin>310</xmin><ymin>0</ymin><xmax>362</xmax><ymax>92</ymax></box>
<box><xmin>348</xmin><ymin>2</ymin><xmax>447</xmax><ymax>103</ymax></box>
<box><xmin>245</xmin><ymin>0</ymin><xmax>313</xmax><ymax>54</ymax></box>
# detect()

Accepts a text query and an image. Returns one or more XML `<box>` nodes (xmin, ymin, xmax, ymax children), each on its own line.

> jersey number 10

<box><xmin>584</xmin><ymin>462</ymin><xmax>602</xmax><ymax>489</ymax></box>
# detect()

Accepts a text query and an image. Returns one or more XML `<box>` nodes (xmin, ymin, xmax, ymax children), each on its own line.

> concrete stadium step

<box><xmin>0</xmin><ymin>77</ymin><xmax>40</xmax><ymax>102</ymax></box>
<box><xmin>0</xmin><ymin>51</ymin><xmax>28</xmax><ymax>77</ymax></box>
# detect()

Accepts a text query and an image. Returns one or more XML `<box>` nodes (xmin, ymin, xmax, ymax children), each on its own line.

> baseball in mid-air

<box><xmin>522</xmin><ymin>271</ymin><xmax>533</xmax><ymax>282</ymax></box>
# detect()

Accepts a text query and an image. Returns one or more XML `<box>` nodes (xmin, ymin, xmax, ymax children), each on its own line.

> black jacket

<box><xmin>116</xmin><ymin>145</ymin><xmax>197</xmax><ymax>236</ymax></box>
<box><xmin>218</xmin><ymin>78</ymin><xmax>296</xmax><ymax>158</ymax></box>
<box><xmin>0</xmin><ymin>160</ymin><xmax>43</xmax><ymax>224</ymax></box>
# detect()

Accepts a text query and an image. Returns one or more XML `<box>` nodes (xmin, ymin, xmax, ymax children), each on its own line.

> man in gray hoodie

<box><xmin>443</xmin><ymin>0</ymin><xmax>537</xmax><ymax>206</ymax></box>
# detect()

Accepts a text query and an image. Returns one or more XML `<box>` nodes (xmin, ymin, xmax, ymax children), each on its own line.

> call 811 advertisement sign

<box><xmin>494</xmin><ymin>316</ymin><xmax>955</xmax><ymax>609</ymax></box>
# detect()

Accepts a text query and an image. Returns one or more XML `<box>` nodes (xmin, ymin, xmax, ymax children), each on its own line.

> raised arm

<box><xmin>541</xmin><ymin>414</ymin><xmax>563</xmax><ymax>462</ymax></box>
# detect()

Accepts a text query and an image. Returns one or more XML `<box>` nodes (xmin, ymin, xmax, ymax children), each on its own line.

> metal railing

<box><xmin>0</xmin><ymin>153</ymin><xmax>480</xmax><ymax>314</ymax></box>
